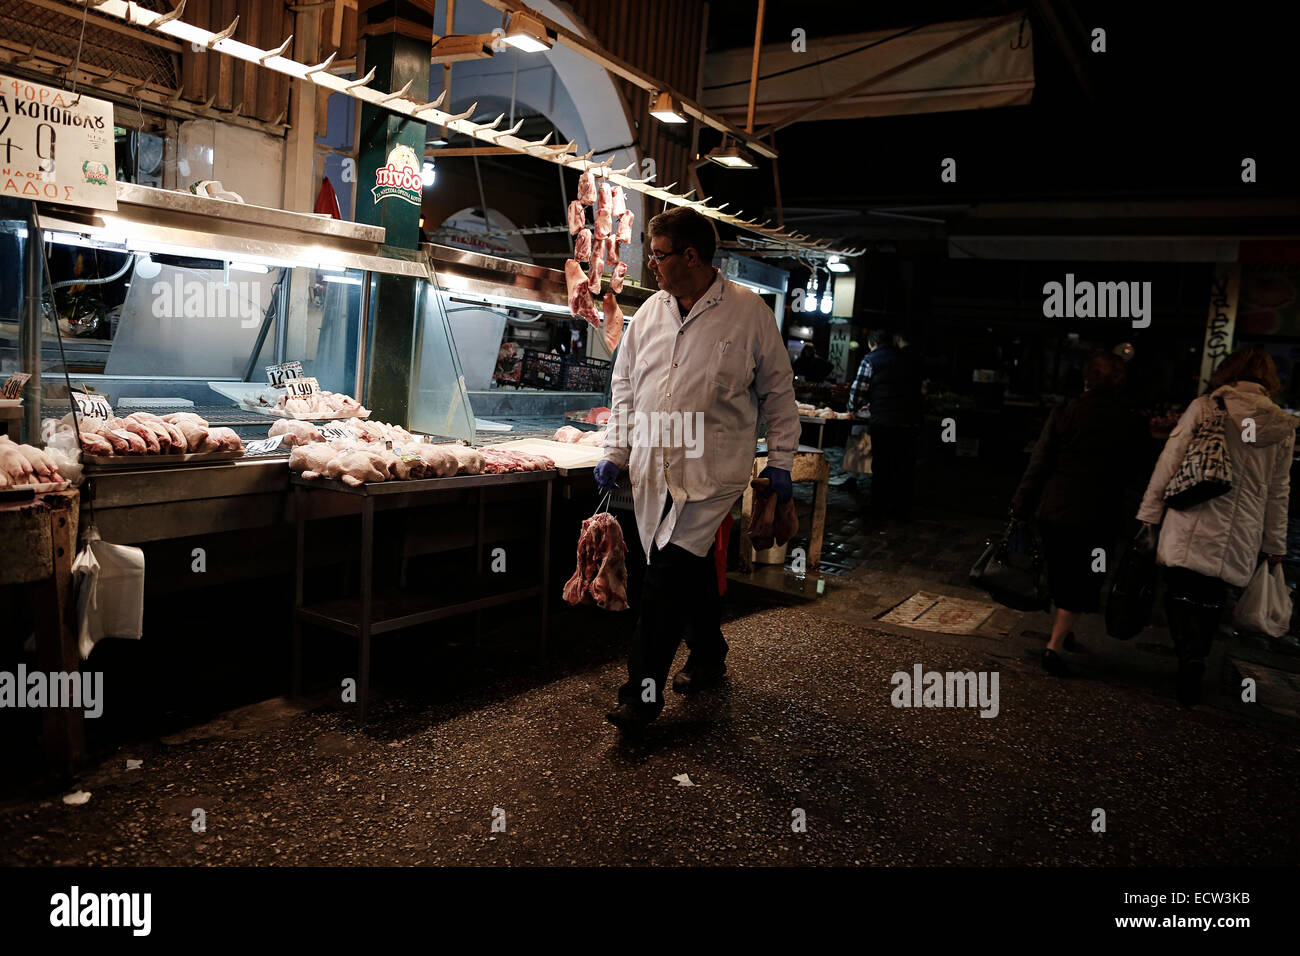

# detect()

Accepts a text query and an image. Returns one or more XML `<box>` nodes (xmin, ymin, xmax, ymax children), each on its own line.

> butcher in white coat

<box><xmin>595</xmin><ymin>206</ymin><xmax>800</xmax><ymax>733</ymax></box>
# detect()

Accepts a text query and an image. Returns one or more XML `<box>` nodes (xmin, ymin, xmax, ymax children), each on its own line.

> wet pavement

<box><xmin>3</xmin><ymin>450</ymin><xmax>1299</xmax><ymax>866</ymax></box>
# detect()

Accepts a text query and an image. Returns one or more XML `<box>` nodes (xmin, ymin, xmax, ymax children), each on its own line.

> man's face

<box><xmin>648</xmin><ymin>233</ymin><xmax>691</xmax><ymax>295</ymax></box>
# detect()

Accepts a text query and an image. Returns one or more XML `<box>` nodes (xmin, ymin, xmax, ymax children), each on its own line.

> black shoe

<box><xmin>1176</xmin><ymin>658</ymin><xmax>1205</xmax><ymax>707</ymax></box>
<box><xmin>1042</xmin><ymin>648</ymin><xmax>1072</xmax><ymax>677</ymax></box>
<box><xmin>672</xmin><ymin>662</ymin><xmax>727</xmax><ymax>694</ymax></box>
<box><xmin>605</xmin><ymin>702</ymin><xmax>652</xmax><ymax>735</ymax></box>
<box><xmin>1063</xmin><ymin>631</ymin><xmax>1088</xmax><ymax>654</ymax></box>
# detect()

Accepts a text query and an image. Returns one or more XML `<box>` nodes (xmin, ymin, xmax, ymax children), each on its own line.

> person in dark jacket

<box><xmin>848</xmin><ymin>330</ymin><xmax>923</xmax><ymax>517</ymax></box>
<box><xmin>1011</xmin><ymin>353</ymin><xmax>1150</xmax><ymax>676</ymax></box>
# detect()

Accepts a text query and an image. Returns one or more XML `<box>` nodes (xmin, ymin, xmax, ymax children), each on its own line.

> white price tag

<box><xmin>282</xmin><ymin>377</ymin><xmax>319</xmax><ymax>398</ymax></box>
<box><xmin>1</xmin><ymin>372</ymin><xmax>30</xmax><ymax>400</ymax></box>
<box><xmin>319</xmin><ymin>423</ymin><xmax>350</xmax><ymax>440</ymax></box>
<box><xmin>244</xmin><ymin>434</ymin><xmax>284</xmax><ymax>455</ymax></box>
<box><xmin>265</xmin><ymin>362</ymin><xmax>303</xmax><ymax>387</ymax></box>
<box><xmin>71</xmin><ymin>389</ymin><xmax>113</xmax><ymax>421</ymax></box>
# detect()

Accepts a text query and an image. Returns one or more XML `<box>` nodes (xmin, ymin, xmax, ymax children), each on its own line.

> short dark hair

<box><xmin>646</xmin><ymin>205</ymin><xmax>716</xmax><ymax>263</ymax></box>
<box><xmin>1083</xmin><ymin>352</ymin><xmax>1126</xmax><ymax>392</ymax></box>
<box><xmin>867</xmin><ymin>330</ymin><xmax>888</xmax><ymax>349</ymax></box>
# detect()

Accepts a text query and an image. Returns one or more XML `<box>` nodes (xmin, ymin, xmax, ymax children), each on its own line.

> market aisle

<box><xmin>3</xmin><ymin>588</ymin><xmax>1297</xmax><ymax>866</ymax></box>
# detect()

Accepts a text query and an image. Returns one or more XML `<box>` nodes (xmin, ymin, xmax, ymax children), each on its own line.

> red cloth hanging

<box><xmin>714</xmin><ymin>514</ymin><xmax>732</xmax><ymax>596</ymax></box>
<box><xmin>314</xmin><ymin>176</ymin><xmax>342</xmax><ymax>219</ymax></box>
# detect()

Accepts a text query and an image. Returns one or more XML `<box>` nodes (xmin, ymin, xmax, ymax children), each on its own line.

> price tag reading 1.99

<box><xmin>283</xmin><ymin>377</ymin><xmax>320</xmax><ymax>398</ymax></box>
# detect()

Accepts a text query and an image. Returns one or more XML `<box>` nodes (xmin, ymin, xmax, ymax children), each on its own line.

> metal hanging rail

<box><xmin>79</xmin><ymin>0</ymin><xmax>854</xmax><ymax>257</ymax></box>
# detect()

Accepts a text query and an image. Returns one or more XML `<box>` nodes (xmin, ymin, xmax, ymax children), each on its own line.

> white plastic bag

<box><xmin>72</xmin><ymin>527</ymin><xmax>146</xmax><ymax>659</ymax></box>
<box><xmin>1234</xmin><ymin>561</ymin><xmax>1292</xmax><ymax>638</ymax></box>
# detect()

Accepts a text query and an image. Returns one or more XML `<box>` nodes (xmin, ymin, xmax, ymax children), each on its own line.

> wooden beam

<box><xmin>426</xmin><ymin>146</ymin><xmax>521</xmax><ymax>157</ymax></box>
<box><xmin>22</xmin><ymin>0</ymin><xmax>184</xmax><ymax>53</ymax></box>
<box><xmin>745</xmin><ymin>0</ymin><xmax>765</xmax><ymax>133</ymax></box>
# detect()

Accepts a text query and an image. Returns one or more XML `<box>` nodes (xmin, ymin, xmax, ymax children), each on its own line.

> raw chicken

<box><xmin>76</xmin><ymin>431</ymin><xmax>114</xmax><ymax>456</ymax></box>
<box><xmin>289</xmin><ymin>442</ymin><xmax>335</xmax><ymax>479</ymax></box>
<box><xmin>111</xmin><ymin>427</ymin><xmax>148</xmax><ymax>454</ymax></box>
<box><xmin>578</xmin><ymin>167</ymin><xmax>596</xmax><ymax>204</ymax></box>
<box><xmin>324</xmin><ymin>450</ymin><xmax>388</xmax><ymax>487</ymax></box>
<box><xmin>615</xmin><ymin>209</ymin><xmax>634</xmax><ymax>244</ymax></box>
<box><xmin>610</xmin><ymin>260</ymin><xmax>627</xmax><ymax>294</ymax></box>
<box><xmin>163</xmin><ymin>413</ymin><xmax>212</xmax><ymax>452</ymax></box>
<box><xmin>576</xmin><ymin>428</ymin><xmax>606</xmax><ymax>447</ymax></box>
<box><xmin>588</xmin><ymin>244</ymin><xmax>605</xmax><ymax>296</ymax></box>
<box><xmin>574</xmin><ymin>228</ymin><xmax>591</xmax><ymax>263</ymax></box>
<box><xmin>378</xmin><ymin>449</ymin><xmax>426</xmax><ymax>481</ymax></box>
<box><xmin>269</xmin><ymin>419</ymin><xmax>322</xmax><ymax>447</ymax></box>
<box><xmin>602</xmin><ymin>292</ymin><xmax>625</xmax><ymax>353</ymax></box>
<box><xmin>207</xmin><ymin>427</ymin><xmax>244</xmax><ymax>453</ymax></box>
<box><xmin>749</xmin><ymin>479</ymin><xmax>799</xmax><ymax>551</ymax></box>
<box><xmin>427</xmin><ymin>443</ymin><xmax>483</xmax><ymax>475</ymax></box>
<box><xmin>567</xmin><ymin>199</ymin><xmax>585</xmax><ymax>235</ymax></box>
<box><xmin>605</xmin><ymin>236</ymin><xmax>619</xmax><ymax>265</ymax></box>
<box><xmin>565</xmin><ymin>259</ymin><xmax>600</xmax><ymax>327</ymax></box>
<box><xmin>412</xmin><ymin>443</ymin><xmax>459</xmax><ymax>477</ymax></box>
<box><xmin>8</xmin><ymin>439</ymin><xmax>62</xmax><ymax>482</ymax></box>
<box><xmin>594</xmin><ymin>182</ymin><xmax>612</xmax><ymax>240</ymax></box>
<box><xmin>0</xmin><ymin>436</ymin><xmax>36</xmax><ymax>486</ymax></box>
<box><xmin>612</xmin><ymin>184</ymin><xmax>626</xmax><ymax>218</ymax></box>
<box><xmin>120</xmin><ymin>417</ymin><xmax>161</xmax><ymax>453</ymax></box>
<box><xmin>562</xmin><ymin>511</ymin><xmax>629</xmax><ymax>611</ymax></box>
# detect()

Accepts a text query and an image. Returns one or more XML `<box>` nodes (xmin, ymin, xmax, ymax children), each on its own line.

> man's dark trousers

<box><xmin>869</xmin><ymin>424</ymin><xmax>918</xmax><ymax>516</ymax></box>
<box><xmin>618</xmin><ymin>505</ymin><xmax>728</xmax><ymax>719</ymax></box>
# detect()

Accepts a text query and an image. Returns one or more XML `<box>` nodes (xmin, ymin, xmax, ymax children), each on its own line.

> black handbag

<box><xmin>1104</xmin><ymin>524</ymin><xmax>1159</xmax><ymax>640</ymax></box>
<box><xmin>970</xmin><ymin>522</ymin><xmax>1050</xmax><ymax>612</ymax></box>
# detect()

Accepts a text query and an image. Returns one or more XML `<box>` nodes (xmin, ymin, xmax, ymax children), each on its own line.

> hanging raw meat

<box><xmin>567</xmin><ymin>199</ymin><xmax>585</xmax><ymax>235</ymax></box>
<box><xmin>611</xmin><ymin>184</ymin><xmax>626</xmax><ymax>218</ymax></box>
<box><xmin>602</xmin><ymin>292</ymin><xmax>624</xmax><ymax>353</ymax></box>
<box><xmin>562</xmin><ymin>511</ymin><xmax>629</xmax><ymax>611</ymax></box>
<box><xmin>578</xmin><ymin>167</ymin><xmax>597</xmax><ymax>204</ymax></box>
<box><xmin>574</xmin><ymin>227</ymin><xmax>591</xmax><ymax>262</ymax></box>
<box><xmin>588</xmin><ymin>243</ymin><xmax>605</xmax><ymax>295</ymax></box>
<box><xmin>565</xmin><ymin>259</ymin><xmax>600</xmax><ymax>326</ymax></box>
<box><xmin>594</xmin><ymin>181</ymin><xmax>613</xmax><ymax>239</ymax></box>
<box><xmin>615</xmin><ymin>209</ymin><xmax>634</xmax><ymax>244</ymax></box>
<box><xmin>604</xmin><ymin>236</ymin><xmax>619</xmax><ymax>265</ymax></box>
<box><xmin>610</xmin><ymin>260</ymin><xmax>627</xmax><ymax>294</ymax></box>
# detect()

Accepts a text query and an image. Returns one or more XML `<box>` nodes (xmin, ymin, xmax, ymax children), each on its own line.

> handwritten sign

<box><xmin>71</xmin><ymin>388</ymin><xmax>112</xmax><ymax>421</ymax></box>
<box><xmin>283</xmin><ymin>377</ymin><xmax>319</xmax><ymax>398</ymax></box>
<box><xmin>1200</xmin><ymin>265</ymin><xmax>1239</xmax><ymax>394</ymax></box>
<box><xmin>244</xmin><ymin>435</ymin><xmax>284</xmax><ymax>455</ymax></box>
<box><xmin>265</xmin><ymin>361</ymin><xmax>303</xmax><ymax>387</ymax></box>
<box><xmin>827</xmin><ymin>327</ymin><xmax>851</xmax><ymax>383</ymax></box>
<box><xmin>318</xmin><ymin>423</ymin><xmax>350</xmax><ymax>440</ymax></box>
<box><xmin>0</xmin><ymin>73</ymin><xmax>116</xmax><ymax>210</ymax></box>
<box><xmin>1</xmin><ymin>371</ymin><xmax>30</xmax><ymax>400</ymax></box>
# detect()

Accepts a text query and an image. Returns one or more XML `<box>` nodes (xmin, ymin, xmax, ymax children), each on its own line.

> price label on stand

<box><xmin>265</xmin><ymin>362</ymin><xmax>303</xmax><ymax>387</ymax></box>
<box><xmin>319</xmin><ymin>423</ymin><xmax>351</xmax><ymax>440</ymax></box>
<box><xmin>244</xmin><ymin>435</ymin><xmax>284</xmax><ymax>456</ymax></box>
<box><xmin>71</xmin><ymin>388</ymin><xmax>113</xmax><ymax>421</ymax></box>
<box><xmin>283</xmin><ymin>377</ymin><xmax>320</xmax><ymax>399</ymax></box>
<box><xmin>1</xmin><ymin>372</ymin><xmax>31</xmax><ymax>400</ymax></box>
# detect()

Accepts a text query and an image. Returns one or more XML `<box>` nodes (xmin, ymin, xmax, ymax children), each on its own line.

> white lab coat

<box><xmin>602</xmin><ymin>272</ymin><xmax>801</xmax><ymax>558</ymax></box>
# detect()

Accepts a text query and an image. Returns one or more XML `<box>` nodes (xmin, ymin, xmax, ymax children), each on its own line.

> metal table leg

<box><xmin>539</xmin><ymin>478</ymin><xmax>552</xmax><ymax>661</ymax></box>
<box><xmin>292</xmin><ymin>485</ymin><xmax>304</xmax><ymax>701</ymax></box>
<box><xmin>358</xmin><ymin>497</ymin><xmax>374</xmax><ymax>723</ymax></box>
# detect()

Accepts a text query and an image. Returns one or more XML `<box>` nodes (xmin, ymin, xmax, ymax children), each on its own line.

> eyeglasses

<box><xmin>647</xmin><ymin>249</ymin><xmax>682</xmax><ymax>265</ymax></box>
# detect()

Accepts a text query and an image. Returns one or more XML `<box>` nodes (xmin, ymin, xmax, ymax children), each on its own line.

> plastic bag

<box><xmin>1233</xmin><ymin>561</ymin><xmax>1292</xmax><ymax>638</ymax></box>
<box><xmin>72</xmin><ymin>526</ymin><xmax>146</xmax><ymax>659</ymax></box>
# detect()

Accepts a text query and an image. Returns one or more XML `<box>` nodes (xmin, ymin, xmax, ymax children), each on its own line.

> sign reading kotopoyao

<box><xmin>0</xmin><ymin>73</ymin><xmax>116</xmax><ymax>211</ymax></box>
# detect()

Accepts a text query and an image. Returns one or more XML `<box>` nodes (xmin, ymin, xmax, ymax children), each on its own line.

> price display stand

<box><xmin>290</xmin><ymin>470</ymin><xmax>554</xmax><ymax>722</ymax></box>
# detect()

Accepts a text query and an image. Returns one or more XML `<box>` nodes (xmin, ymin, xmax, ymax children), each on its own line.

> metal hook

<box><xmin>150</xmin><ymin>0</ymin><xmax>186</xmax><ymax>28</ymax></box>
<box><xmin>343</xmin><ymin>66</ymin><xmax>376</xmax><ymax>90</ymax></box>
<box><xmin>304</xmin><ymin>51</ymin><xmax>337</xmax><ymax>78</ymax></box>
<box><xmin>206</xmin><ymin>16</ymin><xmax>239</xmax><ymax>50</ymax></box>
<box><xmin>260</xmin><ymin>35</ymin><xmax>293</xmax><ymax>64</ymax></box>
<box><xmin>1011</xmin><ymin>15</ymin><xmax>1030</xmax><ymax>50</ymax></box>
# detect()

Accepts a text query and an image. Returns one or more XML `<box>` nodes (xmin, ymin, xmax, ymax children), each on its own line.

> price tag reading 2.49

<box><xmin>283</xmin><ymin>377</ymin><xmax>320</xmax><ymax>398</ymax></box>
<box><xmin>71</xmin><ymin>389</ymin><xmax>113</xmax><ymax>421</ymax></box>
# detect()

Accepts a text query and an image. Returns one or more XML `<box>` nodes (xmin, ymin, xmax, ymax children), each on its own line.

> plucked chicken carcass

<box><xmin>594</xmin><ymin>182</ymin><xmax>613</xmax><ymax>240</ymax></box>
<box><xmin>602</xmin><ymin>293</ymin><xmax>625</xmax><ymax>353</ymax></box>
<box><xmin>323</xmin><ymin>449</ymin><xmax>388</xmax><ymax>487</ymax></box>
<box><xmin>429</xmin><ymin>443</ymin><xmax>484</xmax><ymax>475</ymax></box>
<box><xmin>9</xmin><ymin>439</ymin><xmax>63</xmax><ymax>483</ymax></box>
<box><xmin>289</xmin><ymin>442</ymin><xmax>335</xmax><ymax>479</ymax></box>
<box><xmin>562</xmin><ymin>511</ymin><xmax>629</xmax><ymax>611</ymax></box>
<box><xmin>207</xmin><ymin>427</ymin><xmax>244</xmax><ymax>453</ymax></box>
<box><xmin>578</xmin><ymin>167</ymin><xmax>597</xmax><ymax>204</ymax></box>
<box><xmin>567</xmin><ymin>199</ymin><xmax>585</xmax><ymax>234</ymax></box>
<box><xmin>162</xmin><ymin>412</ymin><xmax>211</xmax><ymax>452</ymax></box>
<box><xmin>378</xmin><ymin>449</ymin><xmax>426</xmax><ymax>481</ymax></box>
<box><xmin>565</xmin><ymin>259</ymin><xmax>600</xmax><ymax>326</ymax></box>
<box><xmin>412</xmin><ymin>443</ymin><xmax>460</xmax><ymax>477</ymax></box>
<box><xmin>0</xmin><ymin>436</ymin><xmax>36</xmax><ymax>486</ymax></box>
<box><xmin>269</xmin><ymin>419</ymin><xmax>322</xmax><ymax>447</ymax></box>
<box><xmin>574</xmin><ymin>228</ymin><xmax>591</xmax><ymax>263</ymax></box>
<box><xmin>576</xmin><ymin>428</ymin><xmax>606</xmax><ymax>447</ymax></box>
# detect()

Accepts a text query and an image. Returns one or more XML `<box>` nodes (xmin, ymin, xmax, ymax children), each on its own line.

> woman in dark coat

<box><xmin>1011</xmin><ymin>353</ymin><xmax>1150</xmax><ymax>675</ymax></box>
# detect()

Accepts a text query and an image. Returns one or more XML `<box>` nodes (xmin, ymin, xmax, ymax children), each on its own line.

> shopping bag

<box><xmin>1233</xmin><ymin>561</ymin><xmax>1292</xmax><ymax>638</ymax></box>
<box><xmin>970</xmin><ymin>522</ymin><xmax>1049</xmax><ymax>612</ymax></box>
<box><xmin>1105</xmin><ymin>525</ymin><xmax>1159</xmax><ymax>640</ymax></box>
<box><xmin>72</xmin><ymin>526</ymin><xmax>146</xmax><ymax>659</ymax></box>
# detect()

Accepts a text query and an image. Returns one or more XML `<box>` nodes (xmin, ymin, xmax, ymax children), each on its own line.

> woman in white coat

<box><xmin>1138</xmin><ymin>348</ymin><xmax>1296</xmax><ymax>705</ymax></box>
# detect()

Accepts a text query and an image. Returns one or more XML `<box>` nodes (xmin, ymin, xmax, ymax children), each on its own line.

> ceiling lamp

<box><xmin>705</xmin><ymin>141</ymin><xmax>757</xmax><ymax>169</ymax></box>
<box><xmin>431</xmin><ymin>34</ymin><xmax>497</xmax><ymax>63</ymax></box>
<box><xmin>650</xmin><ymin>91</ymin><xmax>687</xmax><ymax>124</ymax></box>
<box><xmin>827</xmin><ymin>255</ymin><xmax>850</xmax><ymax>273</ymax></box>
<box><xmin>503</xmin><ymin>11</ymin><xmax>554</xmax><ymax>52</ymax></box>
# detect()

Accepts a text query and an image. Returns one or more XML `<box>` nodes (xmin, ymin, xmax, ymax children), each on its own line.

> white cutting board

<box><xmin>483</xmin><ymin>438</ymin><xmax>603</xmax><ymax>469</ymax></box>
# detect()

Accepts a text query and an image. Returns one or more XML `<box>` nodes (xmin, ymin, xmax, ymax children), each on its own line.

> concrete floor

<box><xmin>3</xmin><ymin>451</ymin><xmax>1299</xmax><ymax>866</ymax></box>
